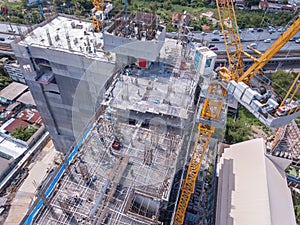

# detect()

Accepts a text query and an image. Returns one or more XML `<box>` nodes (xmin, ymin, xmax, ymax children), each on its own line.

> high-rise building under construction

<box><xmin>14</xmin><ymin>13</ymin><xmax>221</xmax><ymax>225</ymax></box>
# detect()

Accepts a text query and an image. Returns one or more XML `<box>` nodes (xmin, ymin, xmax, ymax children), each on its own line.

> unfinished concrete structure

<box><xmin>29</xmin><ymin>37</ymin><xmax>206</xmax><ymax>225</ymax></box>
<box><xmin>17</xmin><ymin>11</ymin><xmax>224</xmax><ymax>223</ymax></box>
<box><xmin>12</xmin><ymin>14</ymin><xmax>116</xmax><ymax>153</ymax></box>
<box><xmin>103</xmin><ymin>12</ymin><xmax>166</xmax><ymax>62</ymax></box>
<box><xmin>12</xmin><ymin>12</ymin><xmax>167</xmax><ymax>154</ymax></box>
<box><xmin>13</xmin><ymin>10</ymin><xmax>227</xmax><ymax>224</ymax></box>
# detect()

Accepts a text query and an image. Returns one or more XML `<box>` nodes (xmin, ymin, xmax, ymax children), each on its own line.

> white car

<box><xmin>264</xmin><ymin>38</ymin><xmax>271</xmax><ymax>43</ymax></box>
<box><xmin>295</xmin><ymin>38</ymin><xmax>300</xmax><ymax>43</ymax></box>
<box><xmin>249</xmin><ymin>42</ymin><xmax>257</xmax><ymax>48</ymax></box>
<box><xmin>7</xmin><ymin>28</ymin><xmax>15</xmax><ymax>33</ymax></box>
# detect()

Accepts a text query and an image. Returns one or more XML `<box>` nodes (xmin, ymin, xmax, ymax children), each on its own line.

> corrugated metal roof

<box><xmin>17</xmin><ymin>91</ymin><xmax>36</xmax><ymax>106</ymax></box>
<box><xmin>17</xmin><ymin>108</ymin><xmax>43</xmax><ymax>126</ymax></box>
<box><xmin>0</xmin><ymin>82</ymin><xmax>28</xmax><ymax>101</ymax></box>
<box><xmin>4</xmin><ymin>118</ymin><xmax>29</xmax><ymax>133</ymax></box>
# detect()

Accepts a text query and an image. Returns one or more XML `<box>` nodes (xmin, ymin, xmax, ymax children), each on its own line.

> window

<box><xmin>206</xmin><ymin>59</ymin><xmax>212</xmax><ymax>68</ymax></box>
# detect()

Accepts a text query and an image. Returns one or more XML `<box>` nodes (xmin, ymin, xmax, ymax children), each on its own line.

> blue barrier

<box><xmin>24</xmin><ymin>200</ymin><xmax>44</xmax><ymax>225</ymax></box>
<box><xmin>44</xmin><ymin>165</ymin><xmax>65</xmax><ymax>198</ymax></box>
<box><xmin>287</xmin><ymin>174</ymin><xmax>300</xmax><ymax>185</ymax></box>
<box><xmin>24</xmin><ymin>124</ymin><xmax>93</xmax><ymax>225</ymax></box>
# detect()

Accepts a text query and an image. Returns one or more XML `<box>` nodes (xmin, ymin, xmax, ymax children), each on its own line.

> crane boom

<box><xmin>174</xmin><ymin>8</ymin><xmax>300</xmax><ymax>225</ymax></box>
<box><xmin>238</xmin><ymin>15</ymin><xmax>300</xmax><ymax>83</ymax></box>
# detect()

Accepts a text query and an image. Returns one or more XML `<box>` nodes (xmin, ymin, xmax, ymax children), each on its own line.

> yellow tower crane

<box><xmin>92</xmin><ymin>0</ymin><xmax>105</xmax><ymax>32</ymax></box>
<box><xmin>174</xmin><ymin>10</ymin><xmax>300</xmax><ymax>225</ymax></box>
<box><xmin>217</xmin><ymin>0</ymin><xmax>244</xmax><ymax>81</ymax></box>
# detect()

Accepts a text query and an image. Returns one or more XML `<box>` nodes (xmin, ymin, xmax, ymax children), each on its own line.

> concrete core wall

<box><xmin>12</xmin><ymin>43</ymin><xmax>116</xmax><ymax>153</ymax></box>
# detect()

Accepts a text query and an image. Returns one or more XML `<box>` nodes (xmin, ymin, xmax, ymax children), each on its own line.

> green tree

<box><xmin>149</xmin><ymin>2</ymin><xmax>158</xmax><ymax>12</ymax></box>
<box><xmin>270</xmin><ymin>70</ymin><xmax>300</xmax><ymax>100</ymax></box>
<box><xmin>295</xmin><ymin>205</ymin><xmax>300</xmax><ymax>222</ymax></box>
<box><xmin>0</xmin><ymin>66</ymin><xmax>12</xmax><ymax>90</ymax></box>
<box><xmin>11</xmin><ymin>125</ymin><xmax>37</xmax><ymax>141</ymax></box>
<box><xmin>244</xmin><ymin>0</ymin><xmax>260</xmax><ymax>6</ymax></box>
<box><xmin>191</xmin><ymin>0</ymin><xmax>206</xmax><ymax>7</ymax></box>
<box><xmin>224</xmin><ymin>117</ymin><xmax>251</xmax><ymax>144</ymax></box>
<box><xmin>224</xmin><ymin>105</ymin><xmax>272</xmax><ymax>144</ymax></box>
<box><xmin>164</xmin><ymin>0</ymin><xmax>173</xmax><ymax>10</ymax></box>
<box><xmin>0</xmin><ymin>76</ymin><xmax>12</xmax><ymax>90</ymax></box>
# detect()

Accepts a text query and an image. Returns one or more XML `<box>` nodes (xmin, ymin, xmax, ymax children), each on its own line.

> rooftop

<box><xmin>17</xmin><ymin>108</ymin><xmax>42</xmax><ymax>126</ymax></box>
<box><xmin>0</xmin><ymin>82</ymin><xmax>28</xmax><ymax>101</ymax></box>
<box><xmin>16</xmin><ymin>91</ymin><xmax>36</xmax><ymax>106</ymax></box>
<box><xmin>3</xmin><ymin>118</ymin><xmax>29</xmax><ymax>133</ymax></box>
<box><xmin>0</xmin><ymin>132</ymin><xmax>27</xmax><ymax>159</ymax></box>
<box><xmin>172</xmin><ymin>12</ymin><xmax>191</xmax><ymax>25</ymax></box>
<box><xmin>216</xmin><ymin>138</ymin><xmax>296</xmax><ymax>225</ymax></box>
<box><xmin>104</xmin><ymin>39</ymin><xmax>198</xmax><ymax>120</ymax></box>
<box><xmin>0</xmin><ymin>155</ymin><xmax>13</xmax><ymax>180</ymax></box>
<box><xmin>19</xmin><ymin>15</ymin><xmax>115</xmax><ymax>62</ymax></box>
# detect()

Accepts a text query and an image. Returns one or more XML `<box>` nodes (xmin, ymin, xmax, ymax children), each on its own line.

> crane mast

<box><xmin>174</xmin><ymin>5</ymin><xmax>300</xmax><ymax>224</ymax></box>
<box><xmin>174</xmin><ymin>80</ymin><xmax>226</xmax><ymax>225</ymax></box>
<box><xmin>92</xmin><ymin>0</ymin><xmax>104</xmax><ymax>32</ymax></box>
<box><xmin>217</xmin><ymin>0</ymin><xmax>244</xmax><ymax>81</ymax></box>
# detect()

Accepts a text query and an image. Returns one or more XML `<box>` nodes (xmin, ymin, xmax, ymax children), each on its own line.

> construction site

<box><xmin>4</xmin><ymin>0</ymin><xmax>300</xmax><ymax>223</ymax></box>
<box><xmin>32</xmin><ymin>34</ymin><xmax>211</xmax><ymax>225</ymax></box>
<box><xmin>10</xmin><ymin>8</ymin><xmax>222</xmax><ymax>224</ymax></box>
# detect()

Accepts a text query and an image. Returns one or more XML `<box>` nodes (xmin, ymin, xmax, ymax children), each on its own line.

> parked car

<box><xmin>208</xmin><ymin>44</ymin><xmax>215</xmax><ymax>48</ymax></box>
<box><xmin>7</xmin><ymin>28</ymin><xmax>15</xmax><ymax>33</ymax></box>
<box><xmin>277</xmin><ymin>27</ymin><xmax>285</xmax><ymax>32</ymax></box>
<box><xmin>0</xmin><ymin>37</ymin><xmax>5</xmax><ymax>41</ymax></box>
<box><xmin>268</xmin><ymin>28</ymin><xmax>276</xmax><ymax>34</ymax></box>
<box><xmin>212</xmin><ymin>30</ymin><xmax>219</xmax><ymax>35</ymax></box>
<box><xmin>264</xmin><ymin>38</ymin><xmax>271</xmax><ymax>43</ymax></box>
<box><xmin>296</xmin><ymin>38</ymin><xmax>300</xmax><ymax>43</ymax></box>
<box><xmin>289</xmin><ymin>37</ymin><xmax>295</xmax><ymax>41</ymax></box>
<box><xmin>211</xmin><ymin>38</ymin><xmax>219</xmax><ymax>42</ymax></box>
<box><xmin>249</xmin><ymin>42</ymin><xmax>257</xmax><ymax>48</ymax></box>
<box><xmin>257</xmin><ymin>28</ymin><xmax>264</xmax><ymax>32</ymax></box>
<box><xmin>210</xmin><ymin>46</ymin><xmax>218</xmax><ymax>50</ymax></box>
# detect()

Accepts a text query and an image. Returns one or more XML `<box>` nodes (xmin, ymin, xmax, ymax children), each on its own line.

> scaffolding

<box><xmin>32</xmin><ymin>24</ymin><xmax>202</xmax><ymax>225</ymax></box>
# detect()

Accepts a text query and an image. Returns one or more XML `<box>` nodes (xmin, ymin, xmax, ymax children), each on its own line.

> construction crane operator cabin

<box><xmin>6</xmin><ymin>0</ymin><xmax>300</xmax><ymax>224</ymax></box>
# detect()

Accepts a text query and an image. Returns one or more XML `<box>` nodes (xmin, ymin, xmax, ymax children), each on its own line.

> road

<box><xmin>167</xmin><ymin>29</ymin><xmax>300</xmax><ymax>53</ymax></box>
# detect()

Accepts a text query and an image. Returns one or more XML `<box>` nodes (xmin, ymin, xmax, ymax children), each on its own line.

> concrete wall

<box><xmin>12</xmin><ymin>43</ymin><xmax>116</xmax><ymax>153</ymax></box>
<box><xmin>103</xmin><ymin>27</ymin><xmax>166</xmax><ymax>62</ymax></box>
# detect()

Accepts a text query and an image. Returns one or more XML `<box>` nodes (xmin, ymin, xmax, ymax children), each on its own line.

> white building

<box><xmin>216</xmin><ymin>138</ymin><xmax>296</xmax><ymax>225</ymax></box>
